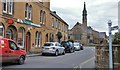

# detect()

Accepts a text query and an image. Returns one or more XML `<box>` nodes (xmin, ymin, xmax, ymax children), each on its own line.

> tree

<box><xmin>56</xmin><ymin>32</ymin><xmax>62</xmax><ymax>43</ymax></box>
<box><xmin>112</xmin><ymin>32</ymin><xmax>120</xmax><ymax>44</ymax></box>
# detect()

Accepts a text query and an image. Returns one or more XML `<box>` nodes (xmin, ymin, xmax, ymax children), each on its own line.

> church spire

<box><xmin>82</xmin><ymin>2</ymin><xmax>87</xmax><ymax>25</ymax></box>
<box><xmin>83</xmin><ymin>2</ymin><xmax>87</xmax><ymax>12</ymax></box>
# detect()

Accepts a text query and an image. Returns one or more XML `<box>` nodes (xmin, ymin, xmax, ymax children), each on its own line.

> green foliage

<box><xmin>57</xmin><ymin>32</ymin><xmax>62</xmax><ymax>39</ymax></box>
<box><xmin>56</xmin><ymin>32</ymin><xmax>62</xmax><ymax>42</ymax></box>
<box><xmin>68</xmin><ymin>39</ymin><xmax>74</xmax><ymax>43</ymax></box>
<box><xmin>112</xmin><ymin>32</ymin><xmax>120</xmax><ymax>44</ymax></box>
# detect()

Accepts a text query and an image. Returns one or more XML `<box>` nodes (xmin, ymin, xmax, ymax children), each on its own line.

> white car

<box><xmin>74</xmin><ymin>42</ymin><xmax>80</xmax><ymax>51</ymax></box>
<box><xmin>41</xmin><ymin>42</ymin><xmax>65</xmax><ymax>56</ymax></box>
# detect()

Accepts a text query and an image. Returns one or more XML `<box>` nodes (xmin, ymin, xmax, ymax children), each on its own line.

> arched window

<box><xmin>40</xmin><ymin>10</ymin><xmax>43</xmax><ymax>23</ymax></box>
<box><xmin>6</xmin><ymin>25</ymin><xmax>17</xmax><ymax>41</ymax></box>
<box><xmin>18</xmin><ymin>27</ymin><xmax>25</xmax><ymax>48</ymax></box>
<box><xmin>35</xmin><ymin>31</ymin><xmax>40</xmax><ymax>47</ymax></box>
<box><xmin>52</xmin><ymin>18</ymin><xmax>54</xmax><ymax>27</ymax></box>
<box><xmin>0</xmin><ymin>23</ymin><xmax>4</xmax><ymax>37</ymax></box>
<box><xmin>6</xmin><ymin>29</ymin><xmax>13</xmax><ymax>39</ymax></box>
<box><xmin>25</xmin><ymin>3</ymin><xmax>29</xmax><ymax>19</ymax></box>
<box><xmin>29</xmin><ymin>5</ymin><xmax>32</xmax><ymax>20</ymax></box>
<box><xmin>43</xmin><ymin>11</ymin><xmax>46</xmax><ymax>24</ymax></box>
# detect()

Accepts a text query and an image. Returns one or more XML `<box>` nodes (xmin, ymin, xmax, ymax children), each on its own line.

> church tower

<box><xmin>81</xmin><ymin>2</ymin><xmax>88</xmax><ymax>45</ymax></box>
<box><xmin>82</xmin><ymin>2</ymin><xmax>87</xmax><ymax>27</ymax></box>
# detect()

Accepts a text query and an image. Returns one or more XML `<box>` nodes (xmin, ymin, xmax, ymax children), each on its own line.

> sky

<box><xmin>50</xmin><ymin>0</ymin><xmax>119</xmax><ymax>35</ymax></box>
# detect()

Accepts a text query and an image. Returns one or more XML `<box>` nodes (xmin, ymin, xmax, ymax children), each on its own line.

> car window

<box><xmin>74</xmin><ymin>43</ymin><xmax>79</xmax><ymax>46</ymax></box>
<box><xmin>9</xmin><ymin>41</ymin><xmax>17</xmax><ymax>50</ymax></box>
<box><xmin>44</xmin><ymin>43</ymin><xmax>54</xmax><ymax>46</ymax></box>
<box><xmin>55</xmin><ymin>43</ymin><xmax>58</xmax><ymax>46</ymax></box>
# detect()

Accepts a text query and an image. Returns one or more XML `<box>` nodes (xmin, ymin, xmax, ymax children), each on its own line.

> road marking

<box><xmin>79</xmin><ymin>57</ymin><xmax>95</xmax><ymax>68</ymax></box>
<box><xmin>73</xmin><ymin>66</ymin><xmax>79</xmax><ymax>70</ymax></box>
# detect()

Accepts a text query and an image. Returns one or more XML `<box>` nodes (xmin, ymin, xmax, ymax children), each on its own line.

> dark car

<box><xmin>61</xmin><ymin>41</ymin><xmax>75</xmax><ymax>53</ymax></box>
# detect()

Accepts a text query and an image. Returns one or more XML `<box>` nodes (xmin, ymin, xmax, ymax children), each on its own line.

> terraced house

<box><xmin>0</xmin><ymin>0</ymin><xmax>69</xmax><ymax>54</ymax></box>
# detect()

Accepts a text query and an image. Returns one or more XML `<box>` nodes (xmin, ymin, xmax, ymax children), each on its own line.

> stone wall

<box><xmin>95</xmin><ymin>45</ymin><xmax>120</xmax><ymax>70</ymax></box>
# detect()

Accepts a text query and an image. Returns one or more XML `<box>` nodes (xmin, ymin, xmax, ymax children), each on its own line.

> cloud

<box><xmin>50</xmin><ymin>0</ymin><xmax>119</xmax><ymax>34</ymax></box>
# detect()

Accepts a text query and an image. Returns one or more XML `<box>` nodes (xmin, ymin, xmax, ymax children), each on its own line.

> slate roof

<box><xmin>50</xmin><ymin>11</ymin><xmax>69</xmax><ymax>26</ymax></box>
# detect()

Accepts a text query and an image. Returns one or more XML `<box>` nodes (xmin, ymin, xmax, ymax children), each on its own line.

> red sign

<box><xmin>8</xmin><ymin>19</ymin><xmax>13</xmax><ymax>24</ymax></box>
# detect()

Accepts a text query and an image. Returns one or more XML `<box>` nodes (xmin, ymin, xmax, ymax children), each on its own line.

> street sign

<box><xmin>111</xmin><ymin>26</ymin><xmax>118</xmax><ymax>31</ymax></box>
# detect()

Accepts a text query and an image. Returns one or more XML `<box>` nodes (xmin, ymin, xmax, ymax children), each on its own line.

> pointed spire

<box><xmin>83</xmin><ymin>2</ymin><xmax>87</xmax><ymax>12</ymax></box>
<box><xmin>84</xmin><ymin>2</ymin><xmax>86</xmax><ymax>10</ymax></box>
<box><xmin>82</xmin><ymin>2</ymin><xmax>87</xmax><ymax>25</ymax></box>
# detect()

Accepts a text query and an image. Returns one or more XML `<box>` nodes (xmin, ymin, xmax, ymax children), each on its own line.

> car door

<box><xmin>8</xmin><ymin>40</ymin><xmax>18</xmax><ymax>61</ymax></box>
<box><xmin>0</xmin><ymin>39</ymin><xmax>10</xmax><ymax>62</ymax></box>
<box><xmin>58</xmin><ymin>43</ymin><xmax>64</xmax><ymax>54</ymax></box>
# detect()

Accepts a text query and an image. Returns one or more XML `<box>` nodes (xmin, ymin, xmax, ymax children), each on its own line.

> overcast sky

<box><xmin>50</xmin><ymin>0</ymin><xmax>119</xmax><ymax>35</ymax></box>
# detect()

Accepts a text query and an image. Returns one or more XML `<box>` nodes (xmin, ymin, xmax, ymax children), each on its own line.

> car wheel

<box><xmin>18</xmin><ymin>56</ymin><xmax>25</xmax><ymax>65</ymax></box>
<box><xmin>70</xmin><ymin>49</ymin><xmax>73</xmax><ymax>53</ymax></box>
<box><xmin>42</xmin><ymin>53</ymin><xmax>45</xmax><ymax>56</ymax></box>
<box><xmin>55</xmin><ymin>50</ymin><xmax>59</xmax><ymax>56</ymax></box>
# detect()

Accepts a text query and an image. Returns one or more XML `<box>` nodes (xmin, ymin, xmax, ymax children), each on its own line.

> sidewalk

<box><xmin>26</xmin><ymin>53</ymin><xmax>41</xmax><ymax>57</ymax></box>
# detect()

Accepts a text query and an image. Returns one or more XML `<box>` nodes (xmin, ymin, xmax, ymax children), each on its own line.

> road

<box><xmin>2</xmin><ymin>47</ymin><xmax>95</xmax><ymax>70</ymax></box>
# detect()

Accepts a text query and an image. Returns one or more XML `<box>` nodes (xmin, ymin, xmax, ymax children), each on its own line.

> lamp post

<box><xmin>108</xmin><ymin>20</ymin><xmax>113</xmax><ymax>70</ymax></box>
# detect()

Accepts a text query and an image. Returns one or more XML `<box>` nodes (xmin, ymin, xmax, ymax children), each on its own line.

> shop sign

<box><xmin>17</xmin><ymin>19</ymin><xmax>41</xmax><ymax>27</ymax></box>
<box><xmin>8</xmin><ymin>19</ymin><xmax>13</xmax><ymax>24</ymax></box>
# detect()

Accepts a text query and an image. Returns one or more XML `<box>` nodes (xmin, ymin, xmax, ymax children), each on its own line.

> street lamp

<box><xmin>108</xmin><ymin>20</ymin><xmax>113</xmax><ymax>70</ymax></box>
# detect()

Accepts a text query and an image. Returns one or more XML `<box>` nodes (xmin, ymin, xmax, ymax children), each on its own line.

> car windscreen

<box><xmin>44</xmin><ymin>43</ymin><xmax>54</xmax><ymax>46</ymax></box>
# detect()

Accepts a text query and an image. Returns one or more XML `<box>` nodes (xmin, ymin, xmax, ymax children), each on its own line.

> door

<box><xmin>26</xmin><ymin>32</ymin><xmax>31</xmax><ymax>52</ymax></box>
<box><xmin>8</xmin><ymin>40</ymin><xmax>18</xmax><ymax>61</ymax></box>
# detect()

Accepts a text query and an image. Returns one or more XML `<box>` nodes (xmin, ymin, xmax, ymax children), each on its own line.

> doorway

<box><xmin>26</xmin><ymin>32</ymin><xmax>31</xmax><ymax>52</ymax></box>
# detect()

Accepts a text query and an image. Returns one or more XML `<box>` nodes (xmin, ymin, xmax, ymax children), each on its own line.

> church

<box><xmin>68</xmin><ymin>2</ymin><xmax>107</xmax><ymax>45</ymax></box>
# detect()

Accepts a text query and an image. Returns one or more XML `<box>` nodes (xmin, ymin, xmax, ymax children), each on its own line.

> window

<box><xmin>9</xmin><ymin>41</ymin><xmax>17</xmax><ymax>50</ymax></box>
<box><xmin>56</xmin><ymin>20</ymin><xmax>57</xmax><ymax>28</ymax></box>
<box><xmin>3</xmin><ymin>0</ymin><xmax>13</xmax><ymax>14</ymax></box>
<box><xmin>35</xmin><ymin>31</ymin><xmax>40</xmax><ymax>47</ymax></box>
<box><xmin>43</xmin><ymin>11</ymin><xmax>46</xmax><ymax>24</ymax></box>
<box><xmin>25</xmin><ymin>4</ymin><xmax>32</xmax><ymax>20</ymax></box>
<box><xmin>8</xmin><ymin>0</ymin><xmax>13</xmax><ymax>15</ymax></box>
<box><xmin>25</xmin><ymin>3</ymin><xmax>29</xmax><ymax>19</ymax></box>
<box><xmin>18</xmin><ymin>27</ymin><xmax>25</xmax><ymax>49</ymax></box>
<box><xmin>3</xmin><ymin>0</ymin><xmax>7</xmax><ymax>13</ymax></box>
<box><xmin>0</xmin><ymin>23</ymin><xmax>4</xmax><ymax>37</ymax></box>
<box><xmin>40</xmin><ymin>10</ymin><xmax>43</xmax><ymax>23</ymax></box>
<box><xmin>52</xmin><ymin>18</ymin><xmax>54</xmax><ymax>27</ymax></box>
<box><xmin>29</xmin><ymin>5</ymin><xmax>32</xmax><ymax>20</ymax></box>
<box><xmin>58</xmin><ymin>22</ymin><xmax>60</xmax><ymax>29</ymax></box>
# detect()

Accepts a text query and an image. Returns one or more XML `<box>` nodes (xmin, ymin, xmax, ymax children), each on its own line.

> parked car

<box><xmin>74</xmin><ymin>42</ymin><xmax>80</xmax><ymax>51</ymax></box>
<box><xmin>61</xmin><ymin>41</ymin><xmax>75</xmax><ymax>53</ymax></box>
<box><xmin>80</xmin><ymin>44</ymin><xmax>84</xmax><ymax>50</ymax></box>
<box><xmin>0</xmin><ymin>37</ymin><xmax>26</xmax><ymax>65</ymax></box>
<box><xmin>41</xmin><ymin>42</ymin><xmax>65</xmax><ymax>56</ymax></box>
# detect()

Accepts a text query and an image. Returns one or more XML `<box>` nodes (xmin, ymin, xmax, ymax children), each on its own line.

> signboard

<box><xmin>17</xmin><ymin>19</ymin><xmax>41</xmax><ymax>27</ymax></box>
<box><xmin>111</xmin><ymin>26</ymin><xmax>119</xmax><ymax>31</ymax></box>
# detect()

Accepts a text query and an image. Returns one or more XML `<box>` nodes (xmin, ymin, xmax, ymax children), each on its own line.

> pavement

<box><xmin>26</xmin><ymin>53</ymin><xmax>41</xmax><ymax>57</ymax></box>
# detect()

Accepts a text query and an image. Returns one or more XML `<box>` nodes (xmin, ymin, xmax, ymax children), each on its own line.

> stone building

<box><xmin>68</xmin><ymin>2</ymin><xmax>107</xmax><ymax>45</ymax></box>
<box><xmin>0</xmin><ymin>0</ymin><xmax>68</xmax><ymax>53</ymax></box>
<box><xmin>68</xmin><ymin>2</ymin><xmax>87</xmax><ymax>45</ymax></box>
<box><xmin>50</xmin><ymin>11</ymin><xmax>68</xmax><ymax>42</ymax></box>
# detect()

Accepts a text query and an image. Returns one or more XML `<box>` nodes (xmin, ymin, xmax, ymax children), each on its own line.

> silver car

<box><xmin>42</xmin><ymin>42</ymin><xmax>65</xmax><ymax>56</ymax></box>
<box><xmin>74</xmin><ymin>42</ymin><xmax>80</xmax><ymax>51</ymax></box>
